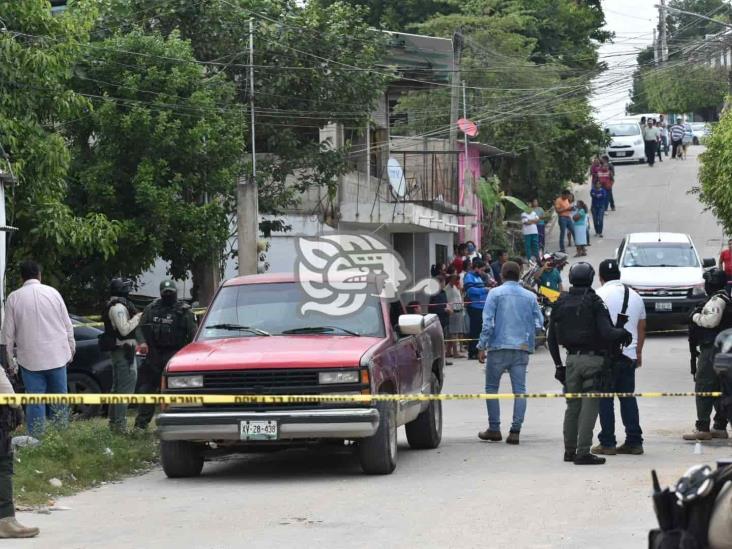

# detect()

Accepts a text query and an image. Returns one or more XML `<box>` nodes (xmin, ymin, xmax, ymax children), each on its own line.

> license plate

<box><xmin>240</xmin><ymin>420</ymin><xmax>278</xmax><ymax>441</ymax></box>
<box><xmin>655</xmin><ymin>302</ymin><xmax>673</xmax><ymax>312</ymax></box>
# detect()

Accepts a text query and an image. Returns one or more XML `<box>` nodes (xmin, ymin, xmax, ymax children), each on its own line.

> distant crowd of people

<box><xmin>641</xmin><ymin>114</ymin><xmax>693</xmax><ymax>165</ymax></box>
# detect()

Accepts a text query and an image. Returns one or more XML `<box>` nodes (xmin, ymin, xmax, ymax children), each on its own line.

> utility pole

<box><xmin>461</xmin><ymin>80</ymin><xmax>471</xmax><ymax>199</ymax></box>
<box><xmin>653</xmin><ymin>28</ymin><xmax>659</xmax><ymax>65</ymax></box>
<box><xmin>659</xmin><ymin>0</ymin><xmax>669</xmax><ymax>62</ymax></box>
<box><xmin>238</xmin><ymin>17</ymin><xmax>259</xmax><ymax>276</ymax></box>
<box><xmin>449</xmin><ymin>29</ymin><xmax>463</xmax><ymax>183</ymax></box>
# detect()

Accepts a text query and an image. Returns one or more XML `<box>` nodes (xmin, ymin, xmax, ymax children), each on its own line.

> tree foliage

<box><xmin>697</xmin><ymin>104</ymin><xmax>732</xmax><ymax>234</ymax></box>
<box><xmin>0</xmin><ymin>0</ymin><xmax>122</xmax><ymax>290</ymax></box>
<box><xmin>641</xmin><ymin>64</ymin><xmax>728</xmax><ymax>114</ymax></box>
<box><xmin>64</xmin><ymin>30</ymin><xmax>245</xmax><ymax>301</ymax></box>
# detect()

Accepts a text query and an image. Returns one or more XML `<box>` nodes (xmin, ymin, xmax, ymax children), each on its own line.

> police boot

<box><xmin>564</xmin><ymin>449</ymin><xmax>576</xmax><ymax>462</ymax></box>
<box><xmin>574</xmin><ymin>453</ymin><xmax>606</xmax><ymax>465</ymax></box>
<box><xmin>0</xmin><ymin>517</ymin><xmax>39</xmax><ymax>538</ymax></box>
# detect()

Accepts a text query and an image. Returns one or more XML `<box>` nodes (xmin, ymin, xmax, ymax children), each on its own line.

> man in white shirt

<box><xmin>1</xmin><ymin>260</ymin><xmax>75</xmax><ymax>437</ymax></box>
<box><xmin>102</xmin><ymin>278</ymin><xmax>141</xmax><ymax>433</ymax></box>
<box><xmin>521</xmin><ymin>210</ymin><xmax>540</xmax><ymax>261</ymax></box>
<box><xmin>592</xmin><ymin>259</ymin><xmax>646</xmax><ymax>456</ymax></box>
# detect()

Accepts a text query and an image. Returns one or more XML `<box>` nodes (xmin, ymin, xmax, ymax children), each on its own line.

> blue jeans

<box><xmin>484</xmin><ymin>349</ymin><xmax>529</xmax><ymax>432</ymax></box>
<box><xmin>598</xmin><ymin>357</ymin><xmax>643</xmax><ymax>447</ymax></box>
<box><xmin>523</xmin><ymin>234</ymin><xmax>539</xmax><ymax>260</ymax></box>
<box><xmin>558</xmin><ymin>216</ymin><xmax>574</xmax><ymax>253</ymax></box>
<box><xmin>20</xmin><ymin>365</ymin><xmax>68</xmax><ymax>438</ymax></box>
<box><xmin>591</xmin><ymin>205</ymin><xmax>604</xmax><ymax>235</ymax></box>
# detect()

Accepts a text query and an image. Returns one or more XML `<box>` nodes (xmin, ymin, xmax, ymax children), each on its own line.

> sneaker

<box><xmin>574</xmin><ymin>453</ymin><xmax>606</xmax><ymax>465</ymax></box>
<box><xmin>506</xmin><ymin>431</ymin><xmax>520</xmax><ymax>445</ymax></box>
<box><xmin>478</xmin><ymin>429</ymin><xmax>502</xmax><ymax>442</ymax></box>
<box><xmin>616</xmin><ymin>444</ymin><xmax>644</xmax><ymax>455</ymax></box>
<box><xmin>591</xmin><ymin>444</ymin><xmax>617</xmax><ymax>455</ymax></box>
<box><xmin>682</xmin><ymin>430</ymin><xmax>713</xmax><ymax>441</ymax></box>
<box><xmin>711</xmin><ymin>429</ymin><xmax>729</xmax><ymax>439</ymax></box>
<box><xmin>564</xmin><ymin>450</ymin><xmax>576</xmax><ymax>462</ymax></box>
<box><xmin>0</xmin><ymin>517</ymin><xmax>39</xmax><ymax>539</ymax></box>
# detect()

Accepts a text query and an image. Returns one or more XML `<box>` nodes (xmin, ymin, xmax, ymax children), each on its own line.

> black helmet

<box><xmin>704</xmin><ymin>268</ymin><xmax>727</xmax><ymax>295</ymax></box>
<box><xmin>110</xmin><ymin>277</ymin><xmax>133</xmax><ymax>297</ymax></box>
<box><xmin>569</xmin><ymin>262</ymin><xmax>595</xmax><ymax>288</ymax></box>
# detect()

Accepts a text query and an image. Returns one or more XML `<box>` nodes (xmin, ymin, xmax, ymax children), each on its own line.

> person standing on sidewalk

<box><xmin>1</xmin><ymin>260</ymin><xmax>74</xmax><ymax>438</ymax></box>
<box><xmin>659</xmin><ymin>114</ymin><xmax>669</xmax><ymax>157</ymax></box>
<box><xmin>670</xmin><ymin>119</ymin><xmax>685</xmax><ymax>159</ymax></box>
<box><xmin>464</xmin><ymin>260</ymin><xmax>489</xmax><ymax>360</ymax></box>
<box><xmin>477</xmin><ymin>261</ymin><xmax>543</xmax><ymax>445</ymax></box>
<box><xmin>521</xmin><ymin>209</ymin><xmax>540</xmax><ymax>261</ymax></box>
<box><xmin>532</xmin><ymin>199</ymin><xmax>546</xmax><ymax>253</ymax></box>
<box><xmin>590</xmin><ymin>181</ymin><xmax>607</xmax><ymax>238</ymax></box>
<box><xmin>685</xmin><ymin>268</ymin><xmax>732</xmax><ymax>440</ymax></box>
<box><xmin>554</xmin><ymin>189</ymin><xmax>574</xmax><ymax>253</ymax></box>
<box><xmin>102</xmin><ymin>278</ymin><xmax>142</xmax><ymax>433</ymax></box>
<box><xmin>548</xmin><ymin>262</ymin><xmax>632</xmax><ymax>465</ymax></box>
<box><xmin>592</xmin><ymin>259</ymin><xmax>646</xmax><ymax>456</ymax></box>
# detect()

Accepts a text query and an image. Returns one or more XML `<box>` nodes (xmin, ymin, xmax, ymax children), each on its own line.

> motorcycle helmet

<box><xmin>568</xmin><ymin>262</ymin><xmax>595</xmax><ymax>288</ymax></box>
<box><xmin>110</xmin><ymin>277</ymin><xmax>133</xmax><ymax>297</ymax></box>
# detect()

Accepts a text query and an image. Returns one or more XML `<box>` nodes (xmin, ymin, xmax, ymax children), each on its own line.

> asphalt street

<box><xmin>18</xmin><ymin>147</ymin><xmax>732</xmax><ymax>549</ymax></box>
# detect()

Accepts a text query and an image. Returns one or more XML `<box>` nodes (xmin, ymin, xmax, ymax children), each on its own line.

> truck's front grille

<box><xmin>202</xmin><ymin>369</ymin><xmax>320</xmax><ymax>391</ymax></box>
<box><xmin>636</xmin><ymin>288</ymin><xmax>691</xmax><ymax>299</ymax></box>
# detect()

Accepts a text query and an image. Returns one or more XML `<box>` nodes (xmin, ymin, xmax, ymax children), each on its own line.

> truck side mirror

<box><xmin>398</xmin><ymin>313</ymin><xmax>438</xmax><ymax>335</ymax></box>
<box><xmin>703</xmin><ymin>258</ymin><xmax>716</xmax><ymax>268</ymax></box>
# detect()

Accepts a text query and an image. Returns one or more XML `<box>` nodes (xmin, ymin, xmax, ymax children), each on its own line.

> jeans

<box><xmin>537</xmin><ymin>224</ymin><xmax>545</xmax><ymax>250</ymax></box>
<box><xmin>671</xmin><ymin>139</ymin><xmax>682</xmax><ymax>158</ymax></box>
<box><xmin>661</xmin><ymin>135</ymin><xmax>668</xmax><ymax>155</ymax></box>
<box><xmin>484</xmin><ymin>349</ymin><xmax>529</xmax><ymax>432</ymax></box>
<box><xmin>605</xmin><ymin>188</ymin><xmax>615</xmax><ymax>210</ymax></box>
<box><xmin>558</xmin><ymin>216</ymin><xmax>574</xmax><ymax>253</ymax></box>
<box><xmin>591</xmin><ymin>205</ymin><xmax>604</xmax><ymax>235</ymax></box>
<box><xmin>20</xmin><ymin>365</ymin><xmax>68</xmax><ymax>438</ymax></box>
<box><xmin>644</xmin><ymin>140</ymin><xmax>656</xmax><ymax>165</ymax></box>
<box><xmin>598</xmin><ymin>357</ymin><xmax>643</xmax><ymax>447</ymax></box>
<box><xmin>523</xmin><ymin>234</ymin><xmax>539</xmax><ymax>260</ymax></box>
<box><xmin>109</xmin><ymin>346</ymin><xmax>138</xmax><ymax>432</ymax></box>
<box><xmin>467</xmin><ymin>307</ymin><xmax>483</xmax><ymax>358</ymax></box>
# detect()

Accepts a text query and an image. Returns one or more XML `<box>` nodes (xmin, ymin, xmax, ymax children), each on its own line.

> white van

<box><xmin>603</xmin><ymin>121</ymin><xmax>645</xmax><ymax>163</ymax></box>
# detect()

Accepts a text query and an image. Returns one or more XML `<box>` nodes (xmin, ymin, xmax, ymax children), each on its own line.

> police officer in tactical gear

<box><xmin>684</xmin><ymin>268</ymin><xmax>732</xmax><ymax>440</ymax></box>
<box><xmin>102</xmin><ymin>278</ymin><xmax>141</xmax><ymax>433</ymax></box>
<box><xmin>134</xmin><ymin>280</ymin><xmax>197</xmax><ymax>430</ymax></box>
<box><xmin>548</xmin><ymin>262</ymin><xmax>632</xmax><ymax>465</ymax></box>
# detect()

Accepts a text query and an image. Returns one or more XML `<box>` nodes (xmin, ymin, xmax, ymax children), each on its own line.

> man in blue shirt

<box><xmin>477</xmin><ymin>261</ymin><xmax>544</xmax><ymax>445</ymax></box>
<box><xmin>464</xmin><ymin>259</ymin><xmax>489</xmax><ymax>359</ymax></box>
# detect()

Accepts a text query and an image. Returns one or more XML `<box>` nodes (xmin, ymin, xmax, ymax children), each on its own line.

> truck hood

<box><xmin>166</xmin><ymin>335</ymin><xmax>385</xmax><ymax>372</ymax></box>
<box><xmin>620</xmin><ymin>266</ymin><xmax>703</xmax><ymax>289</ymax></box>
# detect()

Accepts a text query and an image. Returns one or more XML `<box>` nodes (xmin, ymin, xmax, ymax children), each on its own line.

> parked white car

<box><xmin>603</xmin><ymin>121</ymin><xmax>645</xmax><ymax>163</ymax></box>
<box><xmin>689</xmin><ymin>122</ymin><xmax>712</xmax><ymax>145</ymax></box>
<box><xmin>616</xmin><ymin>232</ymin><xmax>715</xmax><ymax>321</ymax></box>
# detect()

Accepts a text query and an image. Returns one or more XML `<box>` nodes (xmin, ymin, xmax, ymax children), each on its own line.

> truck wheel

<box><xmin>358</xmin><ymin>400</ymin><xmax>397</xmax><ymax>475</ymax></box>
<box><xmin>405</xmin><ymin>373</ymin><xmax>442</xmax><ymax>449</ymax></box>
<box><xmin>160</xmin><ymin>441</ymin><xmax>204</xmax><ymax>478</ymax></box>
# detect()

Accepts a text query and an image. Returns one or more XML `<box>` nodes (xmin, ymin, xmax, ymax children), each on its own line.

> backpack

<box><xmin>98</xmin><ymin>297</ymin><xmax>137</xmax><ymax>351</ymax></box>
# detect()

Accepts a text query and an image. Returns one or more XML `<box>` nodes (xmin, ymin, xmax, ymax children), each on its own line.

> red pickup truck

<box><xmin>156</xmin><ymin>273</ymin><xmax>445</xmax><ymax>477</ymax></box>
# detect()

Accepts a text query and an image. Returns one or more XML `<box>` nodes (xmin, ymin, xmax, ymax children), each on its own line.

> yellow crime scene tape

<box><xmin>0</xmin><ymin>391</ymin><xmax>722</xmax><ymax>406</ymax></box>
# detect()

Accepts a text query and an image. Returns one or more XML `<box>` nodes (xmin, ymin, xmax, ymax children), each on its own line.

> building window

<box><xmin>435</xmin><ymin>244</ymin><xmax>448</xmax><ymax>268</ymax></box>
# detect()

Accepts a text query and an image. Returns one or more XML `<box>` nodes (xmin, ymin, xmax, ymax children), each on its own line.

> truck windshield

<box><xmin>199</xmin><ymin>282</ymin><xmax>385</xmax><ymax>340</ymax></box>
<box><xmin>605</xmin><ymin>124</ymin><xmax>640</xmax><ymax>137</ymax></box>
<box><xmin>622</xmin><ymin>243</ymin><xmax>699</xmax><ymax>268</ymax></box>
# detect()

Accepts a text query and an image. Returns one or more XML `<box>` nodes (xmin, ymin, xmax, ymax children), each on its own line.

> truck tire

<box><xmin>358</xmin><ymin>400</ymin><xmax>397</xmax><ymax>475</ymax></box>
<box><xmin>405</xmin><ymin>373</ymin><xmax>442</xmax><ymax>449</ymax></box>
<box><xmin>160</xmin><ymin>441</ymin><xmax>204</xmax><ymax>478</ymax></box>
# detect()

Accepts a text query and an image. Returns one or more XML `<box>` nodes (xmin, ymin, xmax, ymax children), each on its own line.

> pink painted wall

<box><xmin>457</xmin><ymin>143</ymin><xmax>482</xmax><ymax>249</ymax></box>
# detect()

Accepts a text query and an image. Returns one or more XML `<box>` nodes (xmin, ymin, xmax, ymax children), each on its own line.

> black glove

<box><xmin>619</xmin><ymin>329</ymin><xmax>633</xmax><ymax>348</ymax></box>
<box><xmin>554</xmin><ymin>366</ymin><xmax>566</xmax><ymax>385</ymax></box>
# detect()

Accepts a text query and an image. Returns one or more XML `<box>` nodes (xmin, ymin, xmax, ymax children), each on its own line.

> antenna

<box><xmin>657</xmin><ymin>211</ymin><xmax>662</xmax><ymax>241</ymax></box>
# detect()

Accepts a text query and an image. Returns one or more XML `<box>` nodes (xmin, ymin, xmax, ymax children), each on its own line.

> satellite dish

<box><xmin>457</xmin><ymin>118</ymin><xmax>479</xmax><ymax>137</ymax></box>
<box><xmin>387</xmin><ymin>157</ymin><xmax>406</xmax><ymax>198</ymax></box>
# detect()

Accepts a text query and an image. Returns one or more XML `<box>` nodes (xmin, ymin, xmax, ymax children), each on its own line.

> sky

<box><xmin>591</xmin><ymin>0</ymin><xmax>660</xmax><ymax>122</ymax></box>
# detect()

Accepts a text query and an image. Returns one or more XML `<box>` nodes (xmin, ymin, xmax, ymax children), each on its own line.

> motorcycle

<box><xmin>521</xmin><ymin>252</ymin><xmax>567</xmax><ymax>348</ymax></box>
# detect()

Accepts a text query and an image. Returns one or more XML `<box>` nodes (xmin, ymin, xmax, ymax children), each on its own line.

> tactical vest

<box><xmin>144</xmin><ymin>300</ymin><xmax>189</xmax><ymax>350</ymax></box>
<box><xmin>553</xmin><ymin>289</ymin><xmax>603</xmax><ymax>350</ymax></box>
<box><xmin>102</xmin><ymin>297</ymin><xmax>138</xmax><ymax>342</ymax></box>
<box><xmin>689</xmin><ymin>292</ymin><xmax>732</xmax><ymax>347</ymax></box>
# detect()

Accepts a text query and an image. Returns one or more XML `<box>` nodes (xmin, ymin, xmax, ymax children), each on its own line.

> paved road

<box><xmin>20</xmin><ymin>148</ymin><xmax>731</xmax><ymax>549</ymax></box>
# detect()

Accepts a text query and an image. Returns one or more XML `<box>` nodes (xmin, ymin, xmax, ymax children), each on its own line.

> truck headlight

<box><xmin>692</xmin><ymin>285</ymin><xmax>706</xmax><ymax>296</ymax></box>
<box><xmin>167</xmin><ymin>375</ymin><xmax>204</xmax><ymax>389</ymax></box>
<box><xmin>319</xmin><ymin>371</ymin><xmax>359</xmax><ymax>384</ymax></box>
<box><xmin>633</xmin><ymin>139</ymin><xmax>642</xmax><ymax>146</ymax></box>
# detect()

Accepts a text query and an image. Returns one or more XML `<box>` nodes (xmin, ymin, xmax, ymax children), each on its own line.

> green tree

<box><xmin>641</xmin><ymin>64</ymin><xmax>727</xmax><ymax>114</ymax></box>
<box><xmin>64</xmin><ymin>30</ymin><xmax>246</xmax><ymax>303</ymax></box>
<box><xmin>96</xmin><ymin>0</ymin><xmax>389</xmax><ymax>236</ymax></box>
<box><xmin>313</xmin><ymin>0</ymin><xmax>459</xmax><ymax>31</ymax></box>
<box><xmin>697</xmin><ymin>103</ymin><xmax>732</xmax><ymax>233</ymax></box>
<box><xmin>0</xmin><ymin>0</ymin><xmax>121</xmax><ymax>291</ymax></box>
